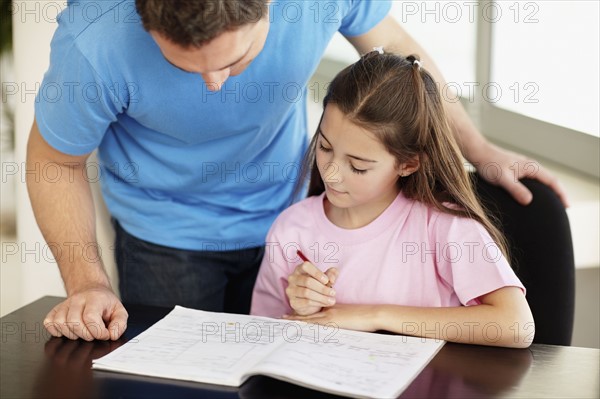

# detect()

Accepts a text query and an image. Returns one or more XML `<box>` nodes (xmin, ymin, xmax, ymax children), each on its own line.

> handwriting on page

<box><xmin>251</xmin><ymin>327</ymin><xmax>440</xmax><ymax>398</ymax></box>
<box><xmin>94</xmin><ymin>307</ymin><xmax>288</xmax><ymax>384</ymax></box>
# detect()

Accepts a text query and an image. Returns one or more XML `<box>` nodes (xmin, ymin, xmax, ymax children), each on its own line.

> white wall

<box><xmin>13</xmin><ymin>2</ymin><xmax>65</xmax><ymax>307</ymax></box>
<box><xmin>10</xmin><ymin>1</ymin><xmax>118</xmax><ymax>311</ymax></box>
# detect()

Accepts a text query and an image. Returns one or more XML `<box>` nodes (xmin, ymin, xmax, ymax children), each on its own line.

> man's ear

<box><xmin>398</xmin><ymin>155</ymin><xmax>420</xmax><ymax>177</ymax></box>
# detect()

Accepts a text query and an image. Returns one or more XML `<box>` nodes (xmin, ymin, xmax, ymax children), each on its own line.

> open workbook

<box><xmin>92</xmin><ymin>306</ymin><xmax>445</xmax><ymax>398</ymax></box>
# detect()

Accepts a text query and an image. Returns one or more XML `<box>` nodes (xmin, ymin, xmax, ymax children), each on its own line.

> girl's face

<box><xmin>316</xmin><ymin>105</ymin><xmax>414</xmax><ymax>219</ymax></box>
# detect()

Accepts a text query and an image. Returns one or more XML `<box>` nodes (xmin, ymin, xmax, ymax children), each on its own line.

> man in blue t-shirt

<box><xmin>29</xmin><ymin>0</ymin><xmax>568</xmax><ymax>341</ymax></box>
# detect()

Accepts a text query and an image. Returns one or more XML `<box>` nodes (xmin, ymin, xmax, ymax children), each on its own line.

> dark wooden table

<box><xmin>2</xmin><ymin>296</ymin><xmax>598</xmax><ymax>398</ymax></box>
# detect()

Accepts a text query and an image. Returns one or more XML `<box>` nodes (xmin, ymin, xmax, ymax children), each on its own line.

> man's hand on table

<box><xmin>43</xmin><ymin>285</ymin><xmax>128</xmax><ymax>341</ymax></box>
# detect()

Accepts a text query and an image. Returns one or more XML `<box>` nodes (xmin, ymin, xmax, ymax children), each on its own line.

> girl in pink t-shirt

<box><xmin>251</xmin><ymin>51</ymin><xmax>534</xmax><ymax>348</ymax></box>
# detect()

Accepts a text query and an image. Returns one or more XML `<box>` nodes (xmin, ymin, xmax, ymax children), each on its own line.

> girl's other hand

<box><xmin>285</xmin><ymin>263</ymin><xmax>339</xmax><ymax>316</ymax></box>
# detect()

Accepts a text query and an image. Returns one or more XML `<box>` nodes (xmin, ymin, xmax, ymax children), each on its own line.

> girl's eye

<box><xmin>318</xmin><ymin>141</ymin><xmax>367</xmax><ymax>174</ymax></box>
<box><xmin>318</xmin><ymin>143</ymin><xmax>332</xmax><ymax>152</ymax></box>
<box><xmin>350</xmin><ymin>165</ymin><xmax>367</xmax><ymax>175</ymax></box>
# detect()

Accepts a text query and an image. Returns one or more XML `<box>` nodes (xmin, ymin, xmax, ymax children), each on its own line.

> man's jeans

<box><xmin>114</xmin><ymin>221</ymin><xmax>264</xmax><ymax>314</ymax></box>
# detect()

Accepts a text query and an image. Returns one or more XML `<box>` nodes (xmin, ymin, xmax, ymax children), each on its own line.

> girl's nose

<box><xmin>322</xmin><ymin>161</ymin><xmax>342</xmax><ymax>184</ymax></box>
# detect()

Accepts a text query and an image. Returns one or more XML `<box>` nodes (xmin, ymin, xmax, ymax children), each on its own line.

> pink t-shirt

<box><xmin>251</xmin><ymin>192</ymin><xmax>525</xmax><ymax>318</ymax></box>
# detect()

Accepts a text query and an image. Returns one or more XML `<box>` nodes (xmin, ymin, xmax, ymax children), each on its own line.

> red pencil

<box><xmin>297</xmin><ymin>249</ymin><xmax>332</xmax><ymax>288</ymax></box>
<box><xmin>296</xmin><ymin>249</ymin><xmax>310</xmax><ymax>263</ymax></box>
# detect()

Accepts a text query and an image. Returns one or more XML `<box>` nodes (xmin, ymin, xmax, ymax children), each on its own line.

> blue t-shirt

<box><xmin>35</xmin><ymin>0</ymin><xmax>391</xmax><ymax>250</ymax></box>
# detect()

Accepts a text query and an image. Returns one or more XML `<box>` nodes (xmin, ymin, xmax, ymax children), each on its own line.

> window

<box><xmin>320</xmin><ymin>1</ymin><xmax>599</xmax><ymax>177</ymax></box>
<box><xmin>482</xmin><ymin>0</ymin><xmax>599</xmax><ymax>177</ymax></box>
<box><xmin>491</xmin><ymin>1</ymin><xmax>599</xmax><ymax>137</ymax></box>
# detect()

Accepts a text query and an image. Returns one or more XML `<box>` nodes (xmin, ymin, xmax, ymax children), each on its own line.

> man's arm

<box><xmin>345</xmin><ymin>16</ymin><xmax>568</xmax><ymax>207</ymax></box>
<box><xmin>26</xmin><ymin>119</ymin><xmax>127</xmax><ymax>341</ymax></box>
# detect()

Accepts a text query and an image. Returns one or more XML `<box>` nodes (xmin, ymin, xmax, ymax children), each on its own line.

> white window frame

<box><xmin>475</xmin><ymin>0</ymin><xmax>599</xmax><ymax>178</ymax></box>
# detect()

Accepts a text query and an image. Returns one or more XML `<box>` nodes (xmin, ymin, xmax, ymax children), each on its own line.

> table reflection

<box><xmin>401</xmin><ymin>343</ymin><xmax>533</xmax><ymax>398</ymax></box>
<box><xmin>34</xmin><ymin>334</ymin><xmax>533</xmax><ymax>399</ymax></box>
<box><xmin>33</xmin><ymin>337</ymin><xmax>122</xmax><ymax>399</ymax></box>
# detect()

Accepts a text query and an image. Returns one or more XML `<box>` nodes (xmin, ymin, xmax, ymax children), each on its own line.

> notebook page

<box><xmin>92</xmin><ymin>306</ymin><xmax>289</xmax><ymax>386</ymax></box>
<box><xmin>249</xmin><ymin>324</ymin><xmax>445</xmax><ymax>398</ymax></box>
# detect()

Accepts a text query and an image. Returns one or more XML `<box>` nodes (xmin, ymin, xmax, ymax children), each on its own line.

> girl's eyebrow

<box><xmin>317</xmin><ymin>127</ymin><xmax>378</xmax><ymax>163</ymax></box>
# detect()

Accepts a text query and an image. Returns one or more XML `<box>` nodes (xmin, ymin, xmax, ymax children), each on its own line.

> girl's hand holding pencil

<box><xmin>285</xmin><ymin>250</ymin><xmax>339</xmax><ymax>316</ymax></box>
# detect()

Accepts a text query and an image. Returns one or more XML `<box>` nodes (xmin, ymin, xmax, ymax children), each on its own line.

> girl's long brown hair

<box><xmin>300</xmin><ymin>52</ymin><xmax>510</xmax><ymax>262</ymax></box>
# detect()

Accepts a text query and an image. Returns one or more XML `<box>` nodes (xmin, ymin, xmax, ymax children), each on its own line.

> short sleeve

<box><xmin>431</xmin><ymin>213</ymin><xmax>526</xmax><ymax>306</ymax></box>
<box><xmin>251</xmin><ymin>228</ymin><xmax>294</xmax><ymax>318</ymax></box>
<box><xmin>34</xmin><ymin>26</ymin><xmax>126</xmax><ymax>156</ymax></box>
<box><xmin>339</xmin><ymin>0</ymin><xmax>392</xmax><ymax>37</ymax></box>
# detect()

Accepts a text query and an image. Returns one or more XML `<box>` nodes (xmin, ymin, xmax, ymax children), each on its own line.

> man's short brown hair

<box><xmin>136</xmin><ymin>0</ymin><xmax>269</xmax><ymax>47</ymax></box>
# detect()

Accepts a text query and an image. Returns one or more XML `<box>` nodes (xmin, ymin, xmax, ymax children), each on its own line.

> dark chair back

<box><xmin>474</xmin><ymin>175</ymin><xmax>575</xmax><ymax>345</ymax></box>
